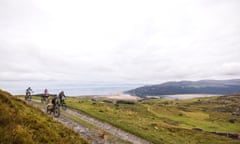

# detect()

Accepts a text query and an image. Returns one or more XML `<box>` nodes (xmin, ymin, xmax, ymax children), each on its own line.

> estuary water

<box><xmin>0</xmin><ymin>80</ymin><xmax>142</xmax><ymax>96</ymax></box>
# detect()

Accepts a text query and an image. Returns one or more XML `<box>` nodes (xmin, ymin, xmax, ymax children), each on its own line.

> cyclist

<box><xmin>58</xmin><ymin>91</ymin><xmax>66</xmax><ymax>105</ymax></box>
<box><xmin>25</xmin><ymin>87</ymin><xmax>33</xmax><ymax>100</ymax></box>
<box><xmin>51</xmin><ymin>95</ymin><xmax>58</xmax><ymax>110</ymax></box>
<box><xmin>42</xmin><ymin>88</ymin><xmax>49</xmax><ymax>102</ymax></box>
<box><xmin>47</xmin><ymin>94</ymin><xmax>60</xmax><ymax>117</ymax></box>
<box><xmin>44</xmin><ymin>88</ymin><xmax>48</xmax><ymax>97</ymax></box>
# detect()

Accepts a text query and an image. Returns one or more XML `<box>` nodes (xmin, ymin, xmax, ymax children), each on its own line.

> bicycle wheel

<box><xmin>62</xmin><ymin>103</ymin><xmax>67</xmax><ymax>110</ymax></box>
<box><xmin>27</xmin><ymin>95</ymin><xmax>31</xmax><ymax>101</ymax></box>
<box><xmin>47</xmin><ymin>105</ymin><xmax>52</xmax><ymax>114</ymax></box>
<box><xmin>54</xmin><ymin>106</ymin><xmax>60</xmax><ymax>117</ymax></box>
<box><xmin>43</xmin><ymin>97</ymin><xmax>48</xmax><ymax>104</ymax></box>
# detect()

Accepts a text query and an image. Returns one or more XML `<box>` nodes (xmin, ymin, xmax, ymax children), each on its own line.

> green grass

<box><xmin>0</xmin><ymin>90</ymin><xmax>88</xmax><ymax>144</ymax></box>
<box><xmin>66</xmin><ymin>96</ymin><xmax>240</xmax><ymax>144</ymax></box>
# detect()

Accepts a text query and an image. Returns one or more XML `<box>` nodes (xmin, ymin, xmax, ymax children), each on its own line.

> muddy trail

<box><xmin>21</xmin><ymin>98</ymin><xmax>152</xmax><ymax>144</ymax></box>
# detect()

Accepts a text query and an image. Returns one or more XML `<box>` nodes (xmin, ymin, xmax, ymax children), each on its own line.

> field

<box><xmin>66</xmin><ymin>95</ymin><xmax>240</xmax><ymax>144</ymax></box>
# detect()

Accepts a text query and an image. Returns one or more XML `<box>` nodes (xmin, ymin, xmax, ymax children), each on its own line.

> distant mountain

<box><xmin>125</xmin><ymin>79</ymin><xmax>240</xmax><ymax>97</ymax></box>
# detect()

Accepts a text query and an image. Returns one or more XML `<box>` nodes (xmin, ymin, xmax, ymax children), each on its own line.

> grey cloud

<box><xmin>218</xmin><ymin>62</ymin><xmax>240</xmax><ymax>76</ymax></box>
<box><xmin>1</xmin><ymin>0</ymin><xmax>240</xmax><ymax>84</ymax></box>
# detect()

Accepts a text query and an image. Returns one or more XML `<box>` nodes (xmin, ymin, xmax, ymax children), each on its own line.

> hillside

<box><xmin>66</xmin><ymin>95</ymin><xmax>240</xmax><ymax>144</ymax></box>
<box><xmin>0</xmin><ymin>90</ymin><xmax>88</xmax><ymax>144</ymax></box>
<box><xmin>125</xmin><ymin>79</ymin><xmax>240</xmax><ymax>97</ymax></box>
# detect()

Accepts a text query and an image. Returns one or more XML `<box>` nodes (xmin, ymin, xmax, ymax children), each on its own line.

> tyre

<box><xmin>26</xmin><ymin>95</ymin><xmax>31</xmax><ymax>101</ymax></box>
<box><xmin>42</xmin><ymin>97</ymin><xmax>47</xmax><ymax>104</ymax></box>
<box><xmin>47</xmin><ymin>105</ymin><xmax>52</xmax><ymax>114</ymax></box>
<box><xmin>62</xmin><ymin>104</ymin><xmax>67</xmax><ymax>110</ymax></box>
<box><xmin>60</xmin><ymin>100</ymin><xmax>67</xmax><ymax>110</ymax></box>
<box><xmin>54</xmin><ymin>106</ymin><xmax>60</xmax><ymax>117</ymax></box>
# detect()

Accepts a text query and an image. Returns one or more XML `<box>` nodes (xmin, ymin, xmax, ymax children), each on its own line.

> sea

<box><xmin>0</xmin><ymin>80</ymin><xmax>143</xmax><ymax>96</ymax></box>
<box><xmin>159</xmin><ymin>94</ymin><xmax>221</xmax><ymax>100</ymax></box>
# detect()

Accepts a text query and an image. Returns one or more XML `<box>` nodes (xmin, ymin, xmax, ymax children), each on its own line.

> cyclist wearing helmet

<box><xmin>58</xmin><ymin>91</ymin><xmax>66</xmax><ymax>105</ymax></box>
<box><xmin>25</xmin><ymin>87</ymin><xmax>33</xmax><ymax>100</ymax></box>
<box><xmin>51</xmin><ymin>95</ymin><xmax>58</xmax><ymax>110</ymax></box>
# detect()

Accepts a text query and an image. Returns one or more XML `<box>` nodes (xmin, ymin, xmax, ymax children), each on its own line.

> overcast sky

<box><xmin>1</xmin><ymin>0</ymin><xmax>240</xmax><ymax>85</ymax></box>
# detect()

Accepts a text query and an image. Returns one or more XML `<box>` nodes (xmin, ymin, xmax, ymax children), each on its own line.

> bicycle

<box><xmin>41</xmin><ymin>95</ymin><xmax>48</xmax><ymax>104</ymax></box>
<box><xmin>47</xmin><ymin>104</ymin><xmax>60</xmax><ymax>117</ymax></box>
<box><xmin>25</xmin><ymin>91</ymin><xmax>31</xmax><ymax>101</ymax></box>
<box><xmin>59</xmin><ymin>99</ymin><xmax>67</xmax><ymax>110</ymax></box>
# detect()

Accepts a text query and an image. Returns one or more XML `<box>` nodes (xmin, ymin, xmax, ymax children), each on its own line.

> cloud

<box><xmin>218</xmin><ymin>62</ymin><xmax>240</xmax><ymax>76</ymax></box>
<box><xmin>0</xmin><ymin>0</ymin><xmax>240</xmax><ymax>84</ymax></box>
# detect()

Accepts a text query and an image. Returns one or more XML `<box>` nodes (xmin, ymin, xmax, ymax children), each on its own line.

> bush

<box><xmin>228</xmin><ymin>119</ymin><xmax>236</xmax><ymax>123</ymax></box>
<box><xmin>116</xmin><ymin>100</ymin><xmax>135</xmax><ymax>105</ymax></box>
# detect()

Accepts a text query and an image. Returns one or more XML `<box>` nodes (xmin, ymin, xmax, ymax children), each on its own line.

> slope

<box><xmin>0</xmin><ymin>90</ymin><xmax>88</xmax><ymax>144</ymax></box>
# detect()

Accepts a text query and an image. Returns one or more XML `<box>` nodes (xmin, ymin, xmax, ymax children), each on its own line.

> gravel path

<box><xmin>65</xmin><ymin>109</ymin><xmax>152</xmax><ymax>144</ymax></box>
<box><xmin>23</xmin><ymin>99</ymin><xmax>152</xmax><ymax>144</ymax></box>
